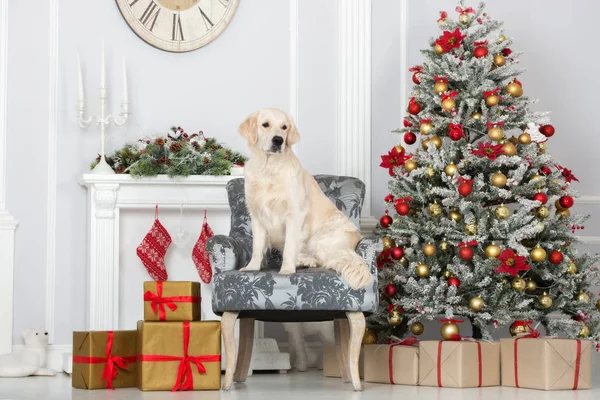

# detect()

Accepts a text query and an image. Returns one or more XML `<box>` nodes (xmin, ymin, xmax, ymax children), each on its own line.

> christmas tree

<box><xmin>369</xmin><ymin>1</ymin><xmax>600</xmax><ymax>344</ymax></box>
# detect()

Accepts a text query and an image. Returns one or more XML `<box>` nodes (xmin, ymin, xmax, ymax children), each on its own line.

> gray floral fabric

<box><xmin>208</xmin><ymin>175</ymin><xmax>379</xmax><ymax>313</ymax></box>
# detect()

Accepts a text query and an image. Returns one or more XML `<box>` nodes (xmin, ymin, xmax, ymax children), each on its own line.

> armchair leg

<box><xmin>234</xmin><ymin>318</ymin><xmax>255</xmax><ymax>383</ymax></box>
<box><xmin>221</xmin><ymin>311</ymin><xmax>239</xmax><ymax>390</ymax></box>
<box><xmin>345</xmin><ymin>312</ymin><xmax>365</xmax><ymax>392</ymax></box>
<box><xmin>333</xmin><ymin>319</ymin><xmax>350</xmax><ymax>382</ymax></box>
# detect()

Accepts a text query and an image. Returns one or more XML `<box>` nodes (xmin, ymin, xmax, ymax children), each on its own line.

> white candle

<box><xmin>122</xmin><ymin>56</ymin><xmax>128</xmax><ymax>104</ymax></box>
<box><xmin>101</xmin><ymin>40</ymin><xmax>105</xmax><ymax>89</ymax></box>
<box><xmin>77</xmin><ymin>53</ymin><xmax>84</xmax><ymax>105</ymax></box>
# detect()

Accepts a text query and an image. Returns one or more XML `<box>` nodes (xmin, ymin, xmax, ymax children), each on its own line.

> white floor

<box><xmin>1</xmin><ymin>370</ymin><xmax>599</xmax><ymax>400</ymax></box>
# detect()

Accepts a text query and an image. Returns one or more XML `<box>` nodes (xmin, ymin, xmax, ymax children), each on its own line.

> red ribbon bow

<box><xmin>458</xmin><ymin>240</ymin><xmax>477</xmax><ymax>247</ymax></box>
<box><xmin>458</xmin><ymin>177</ymin><xmax>473</xmax><ymax>185</ymax></box>
<box><xmin>483</xmin><ymin>88</ymin><xmax>501</xmax><ymax>98</ymax></box>
<box><xmin>456</xmin><ymin>6</ymin><xmax>475</xmax><ymax>14</ymax></box>
<box><xmin>512</xmin><ymin>320</ymin><xmax>540</xmax><ymax>338</ymax></box>
<box><xmin>387</xmin><ymin>304</ymin><xmax>403</xmax><ymax>313</ymax></box>
<box><xmin>474</xmin><ymin>40</ymin><xmax>488</xmax><ymax>46</ymax></box>
<box><xmin>486</xmin><ymin>121</ymin><xmax>505</xmax><ymax>128</ymax></box>
<box><xmin>395</xmin><ymin>197</ymin><xmax>413</xmax><ymax>204</ymax></box>
<box><xmin>72</xmin><ymin>332</ymin><xmax>137</xmax><ymax>389</ymax></box>
<box><xmin>438</xmin><ymin>11</ymin><xmax>448</xmax><ymax>23</ymax></box>
<box><xmin>433</xmin><ymin>76</ymin><xmax>448</xmax><ymax>83</ymax></box>
<box><xmin>441</xmin><ymin>91</ymin><xmax>458</xmax><ymax>101</ymax></box>
<box><xmin>139</xmin><ymin>322</ymin><xmax>222</xmax><ymax>391</ymax></box>
<box><xmin>420</xmin><ymin>118</ymin><xmax>431</xmax><ymax>124</ymax></box>
<box><xmin>409</xmin><ymin>65</ymin><xmax>423</xmax><ymax>73</ymax></box>
<box><xmin>403</xmin><ymin>119</ymin><xmax>413</xmax><ymax>127</ymax></box>
<box><xmin>143</xmin><ymin>282</ymin><xmax>201</xmax><ymax>321</ymax></box>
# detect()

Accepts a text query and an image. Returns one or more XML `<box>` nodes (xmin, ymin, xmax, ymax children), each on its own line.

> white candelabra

<box><xmin>77</xmin><ymin>41</ymin><xmax>129</xmax><ymax>174</ymax></box>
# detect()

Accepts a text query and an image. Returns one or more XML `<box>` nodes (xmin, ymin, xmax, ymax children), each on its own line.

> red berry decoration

<box><xmin>395</xmin><ymin>202</ymin><xmax>411</xmax><ymax>216</ymax></box>
<box><xmin>412</xmin><ymin>72</ymin><xmax>420</xmax><ymax>85</ymax></box>
<box><xmin>404</xmin><ymin>131</ymin><xmax>417</xmax><ymax>145</ymax></box>
<box><xmin>447</xmin><ymin>277</ymin><xmax>461</xmax><ymax>288</ymax></box>
<box><xmin>532</xmin><ymin>192</ymin><xmax>548</xmax><ymax>205</ymax></box>
<box><xmin>539</xmin><ymin>124</ymin><xmax>555</xmax><ymax>137</ymax></box>
<box><xmin>540</xmin><ymin>166</ymin><xmax>552</xmax><ymax>175</ymax></box>
<box><xmin>384</xmin><ymin>194</ymin><xmax>395</xmax><ymax>203</ymax></box>
<box><xmin>380</xmin><ymin>211</ymin><xmax>393</xmax><ymax>228</ymax></box>
<box><xmin>408</xmin><ymin>98</ymin><xmax>421</xmax><ymax>115</ymax></box>
<box><xmin>390</xmin><ymin>247</ymin><xmax>404</xmax><ymax>260</ymax></box>
<box><xmin>459</xmin><ymin>247</ymin><xmax>474</xmax><ymax>261</ymax></box>
<box><xmin>548</xmin><ymin>250</ymin><xmax>564</xmax><ymax>265</ymax></box>
<box><xmin>559</xmin><ymin>195</ymin><xmax>574</xmax><ymax>209</ymax></box>
<box><xmin>384</xmin><ymin>284</ymin><xmax>397</xmax><ymax>297</ymax></box>
<box><xmin>473</xmin><ymin>46</ymin><xmax>489</xmax><ymax>58</ymax></box>
<box><xmin>458</xmin><ymin>182</ymin><xmax>473</xmax><ymax>197</ymax></box>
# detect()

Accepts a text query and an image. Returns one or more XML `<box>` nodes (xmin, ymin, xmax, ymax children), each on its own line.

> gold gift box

<box><xmin>72</xmin><ymin>330</ymin><xmax>137</xmax><ymax>390</ymax></box>
<box><xmin>419</xmin><ymin>340</ymin><xmax>500</xmax><ymax>388</ymax></box>
<box><xmin>501</xmin><ymin>338</ymin><xmax>592</xmax><ymax>390</ymax></box>
<box><xmin>143</xmin><ymin>281</ymin><xmax>201</xmax><ymax>322</ymax></box>
<box><xmin>363</xmin><ymin>343</ymin><xmax>419</xmax><ymax>385</ymax></box>
<box><xmin>322</xmin><ymin>344</ymin><xmax>364</xmax><ymax>378</ymax></box>
<box><xmin>137</xmin><ymin>320</ymin><xmax>221</xmax><ymax>391</ymax></box>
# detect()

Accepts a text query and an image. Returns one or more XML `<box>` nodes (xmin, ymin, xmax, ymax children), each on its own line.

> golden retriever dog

<box><xmin>238</xmin><ymin>108</ymin><xmax>372</xmax><ymax>290</ymax></box>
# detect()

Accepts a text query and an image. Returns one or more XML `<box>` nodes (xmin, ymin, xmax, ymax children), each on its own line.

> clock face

<box><xmin>116</xmin><ymin>0</ymin><xmax>239</xmax><ymax>52</ymax></box>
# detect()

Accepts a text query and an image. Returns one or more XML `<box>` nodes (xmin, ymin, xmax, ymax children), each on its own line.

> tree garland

<box><xmin>90</xmin><ymin>126</ymin><xmax>247</xmax><ymax>178</ymax></box>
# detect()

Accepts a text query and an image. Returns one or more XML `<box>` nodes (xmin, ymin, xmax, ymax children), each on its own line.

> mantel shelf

<box><xmin>79</xmin><ymin>174</ymin><xmax>238</xmax><ymax>187</ymax></box>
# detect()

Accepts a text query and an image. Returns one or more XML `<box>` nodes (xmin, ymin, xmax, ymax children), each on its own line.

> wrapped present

<box><xmin>137</xmin><ymin>321</ymin><xmax>221</xmax><ymax>391</ymax></box>
<box><xmin>501</xmin><ymin>336</ymin><xmax>592</xmax><ymax>390</ymax></box>
<box><xmin>322</xmin><ymin>344</ymin><xmax>364</xmax><ymax>378</ymax></box>
<box><xmin>72</xmin><ymin>330</ymin><xmax>137</xmax><ymax>389</ymax></box>
<box><xmin>143</xmin><ymin>281</ymin><xmax>201</xmax><ymax>321</ymax></box>
<box><xmin>363</xmin><ymin>337</ymin><xmax>419</xmax><ymax>385</ymax></box>
<box><xmin>419</xmin><ymin>340</ymin><xmax>500</xmax><ymax>388</ymax></box>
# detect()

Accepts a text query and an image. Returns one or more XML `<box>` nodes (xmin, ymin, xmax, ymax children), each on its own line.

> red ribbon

<box><xmin>440</xmin><ymin>318</ymin><xmax>464</xmax><ymax>324</ymax></box>
<box><xmin>409</xmin><ymin>65</ymin><xmax>423</xmax><ymax>73</ymax></box>
<box><xmin>441</xmin><ymin>91</ymin><xmax>458</xmax><ymax>101</ymax></box>
<box><xmin>387</xmin><ymin>304</ymin><xmax>403</xmax><ymax>313</ymax></box>
<box><xmin>144</xmin><ymin>281</ymin><xmax>201</xmax><ymax>321</ymax></box>
<box><xmin>139</xmin><ymin>322</ymin><xmax>222</xmax><ymax>391</ymax></box>
<box><xmin>420</xmin><ymin>118</ymin><xmax>431</xmax><ymax>124</ymax></box>
<box><xmin>437</xmin><ymin>11</ymin><xmax>448</xmax><ymax>23</ymax></box>
<box><xmin>474</xmin><ymin>40</ymin><xmax>488</xmax><ymax>46</ymax></box>
<box><xmin>458</xmin><ymin>240</ymin><xmax>477</xmax><ymax>247</ymax></box>
<box><xmin>395</xmin><ymin>197</ymin><xmax>413</xmax><ymax>204</ymax></box>
<box><xmin>458</xmin><ymin>177</ymin><xmax>473</xmax><ymax>185</ymax></box>
<box><xmin>388</xmin><ymin>336</ymin><xmax>419</xmax><ymax>384</ymax></box>
<box><xmin>436</xmin><ymin>339</ymin><xmax>482</xmax><ymax>387</ymax></box>
<box><xmin>486</xmin><ymin>121</ymin><xmax>505</xmax><ymax>128</ymax></box>
<box><xmin>483</xmin><ymin>88</ymin><xmax>501</xmax><ymax>98</ymax></box>
<box><xmin>72</xmin><ymin>331</ymin><xmax>137</xmax><ymax>390</ymax></box>
<box><xmin>433</xmin><ymin>76</ymin><xmax>448</xmax><ymax>83</ymax></box>
<box><xmin>403</xmin><ymin>119</ymin><xmax>413</xmax><ymax>127</ymax></box>
<box><xmin>456</xmin><ymin>6</ymin><xmax>475</xmax><ymax>14</ymax></box>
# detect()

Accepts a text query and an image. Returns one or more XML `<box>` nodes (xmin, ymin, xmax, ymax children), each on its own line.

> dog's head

<box><xmin>238</xmin><ymin>109</ymin><xmax>299</xmax><ymax>153</ymax></box>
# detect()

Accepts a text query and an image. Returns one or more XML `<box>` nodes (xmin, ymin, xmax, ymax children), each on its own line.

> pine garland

<box><xmin>90</xmin><ymin>126</ymin><xmax>246</xmax><ymax>178</ymax></box>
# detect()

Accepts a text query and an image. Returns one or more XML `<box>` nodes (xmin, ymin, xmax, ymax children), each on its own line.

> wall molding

<box><xmin>399</xmin><ymin>0</ymin><xmax>409</xmax><ymax>119</ymax></box>
<box><xmin>289</xmin><ymin>0</ymin><xmax>299</xmax><ymax>157</ymax></box>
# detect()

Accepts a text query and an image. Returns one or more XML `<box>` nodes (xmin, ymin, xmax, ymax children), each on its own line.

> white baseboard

<box><xmin>12</xmin><ymin>344</ymin><xmax>71</xmax><ymax>373</ymax></box>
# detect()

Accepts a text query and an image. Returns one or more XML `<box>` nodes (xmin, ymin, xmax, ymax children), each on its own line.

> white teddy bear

<box><xmin>0</xmin><ymin>328</ymin><xmax>56</xmax><ymax>377</ymax></box>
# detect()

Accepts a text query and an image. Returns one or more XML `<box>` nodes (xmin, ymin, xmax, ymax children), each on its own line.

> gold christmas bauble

<box><xmin>404</xmin><ymin>160</ymin><xmax>418</xmax><ymax>172</ymax></box>
<box><xmin>434</xmin><ymin>81</ymin><xmax>449</xmax><ymax>94</ymax></box>
<box><xmin>576</xmin><ymin>291</ymin><xmax>590</xmax><ymax>304</ymax></box>
<box><xmin>429</xmin><ymin>203</ymin><xmax>442</xmax><ymax>217</ymax></box>
<box><xmin>485</xmin><ymin>244</ymin><xmax>501</xmax><ymax>258</ymax></box>
<box><xmin>596</xmin><ymin>299</ymin><xmax>600</xmax><ymax>311</ymax></box>
<box><xmin>495</xmin><ymin>204</ymin><xmax>510</xmax><ymax>219</ymax></box>
<box><xmin>518</xmin><ymin>133</ymin><xmax>532</xmax><ymax>144</ymax></box>
<box><xmin>498</xmin><ymin>34</ymin><xmax>507</xmax><ymax>43</ymax></box>
<box><xmin>557</xmin><ymin>208</ymin><xmax>571</xmax><ymax>217</ymax></box>
<box><xmin>465</xmin><ymin>222</ymin><xmax>478</xmax><ymax>236</ymax></box>
<box><xmin>485</xmin><ymin>94</ymin><xmax>500</xmax><ymax>107</ymax></box>
<box><xmin>509</xmin><ymin>321</ymin><xmax>531</xmax><ymax>337</ymax></box>
<box><xmin>399</xmin><ymin>256</ymin><xmax>409</xmax><ymax>267</ymax></box>
<box><xmin>441</xmin><ymin>269</ymin><xmax>453</xmax><ymax>279</ymax></box>
<box><xmin>422</xmin><ymin>138</ymin><xmax>431</xmax><ymax>150</ymax></box>
<box><xmin>471</xmin><ymin>112</ymin><xmax>482</xmax><ymax>120</ymax></box>
<box><xmin>536</xmin><ymin>206</ymin><xmax>550</xmax><ymax>219</ymax></box>
<box><xmin>530</xmin><ymin>246</ymin><xmax>547</xmax><ymax>262</ymax></box>
<box><xmin>494</xmin><ymin>54</ymin><xmax>506</xmax><ymax>67</ymax></box>
<box><xmin>506</xmin><ymin>81</ymin><xmax>523</xmax><ymax>97</ymax></box>
<box><xmin>387</xmin><ymin>309</ymin><xmax>402</xmax><ymax>326</ymax></box>
<box><xmin>459</xmin><ymin>12</ymin><xmax>470</xmax><ymax>25</ymax></box>
<box><xmin>420</xmin><ymin>122</ymin><xmax>433</xmax><ymax>135</ymax></box>
<box><xmin>439</xmin><ymin>241</ymin><xmax>449</xmax><ymax>252</ymax></box>
<box><xmin>488</xmin><ymin>127</ymin><xmax>505</xmax><ymax>142</ymax></box>
<box><xmin>434</xmin><ymin>43</ymin><xmax>444</xmax><ymax>54</ymax></box>
<box><xmin>529</xmin><ymin>173</ymin><xmax>542</xmax><ymax>182</ymax></box>
<box><xmin>512</xmin><ymin>277</ymin><xmax>526</xmax><ymax>292</ymax></box>
<box><xmin>449</xmin><ymin>209</ymin><xmax>462</xmax><ymax>222</ymax></box>
<box><xmin>578</xmin><ymin>324</ymin><xmax>590</xmax><ymax>338</ymax></box>
<box><xmin>491</xmin><ymin>172</ymin><xmax>508</xmax><ymax>188</ymax></box>
<box><xmin>416</xmin><ymin>263</ymin><xmax>430</xmax><ymax>278</ymax></box>
<box><xmin>442</xmin><ymin>98</ymin><xmax>456</xmax><ymax>111</ymax></box>
<box><xmin>430</xmin><ymin>135</ymin><xmax>442</xmax><ymax>149</ymax></box>
<box><xmin>362</xmin><ymin>328</ymin><xmax>378</xmax><ymax>345</ymax></box>
<box><xmin>445</xmin><ymin>163</ymin><xmax>458</xmax><ymax>176</ymax></box>
<box><xmin>538</xmin><ymin>142</ymin><xmax>548</xmax><ymax>154</ymax></box>
<box><xmin>469</xmin><ymin>296</ymin><xmax>485</xmax><ymax>312</ymax></box>
<box><xmin>395</xmin><ymin>144</ymin><xmax>405</xmax><ymax>153</ymax></box>
<box><xmin>382</xmin><ymin>236</ymin><xmax>395</xmax><ymax>250</ymax></box>
<box><xmin>423</xmin><ymin>243</ymin><xmax>436</xmax><ymax>257</ymax></box>
<box><xmin>425</xmin><ymin>167</ymin><xmax>436</xmax><ymax>178</ymax></box>
<box><xmin>440</xmin><ymin>321</ymin><xmax>460</xmax><ymax>340</ymax></box>
<box><xmin>567</xmin><ymin>262</ymin><xmax>577</xmax><ymax>275</ymax></box>
<box><xmin>539</xmin><ymin>293</ymin><xmax>553</xmax><ymax>309</ymax></box>
<box><xmin>502</xmin><ymin>142</ymin><xmax>517</xmax><ymax>156</ymax></box>
<box><xmin>555</xmin><ymin>199</ymin><xmax>566</xmax><ymax>211</ymax></box>
<box><xmin>410</xmin><ymin>321</ymin><xmax>425</xmax><ymax>336</ymax></box>
<box><xmin>526</xmin><ymin>280</ymin><xmax>538</xmax><ymax>292</ymax></box>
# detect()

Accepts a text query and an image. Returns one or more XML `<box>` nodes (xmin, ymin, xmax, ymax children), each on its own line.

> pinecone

<box><xmin>203</xmin><ymin>157</ymin><xmax>211</xmax><ymax>165</ymax></box>
<box><xmin>115</xmin><ymin>165</ymin><xmax>125</xmax><ymax>174</ymax></box>
<box><xmin>169</xmin><ymin>141</ymin><xmax>183</xmax><ymax>153</ymax></box>
<box><xmin>192</xmin><ymin>142</ymin><xmax>201</xmax><ymax>151</ymax></box>
<box><xmin>154</xmin><ymin>137</ymin><xmax>166</xmax><ymax>147</ymax></box>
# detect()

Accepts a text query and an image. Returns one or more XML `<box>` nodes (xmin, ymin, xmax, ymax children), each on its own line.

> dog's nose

<box><xmin>272</xmin><ymin>136</ymin><xmax>284</xmax><ymax>146</ymax></box>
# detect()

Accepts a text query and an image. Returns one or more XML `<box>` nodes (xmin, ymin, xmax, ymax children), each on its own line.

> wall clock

<box><xmin>116</xmin><ymin>0</ymin><xmax>239</xmax><ymax>52</ymax></box>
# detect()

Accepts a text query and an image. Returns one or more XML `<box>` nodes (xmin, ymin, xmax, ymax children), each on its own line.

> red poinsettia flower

<box><xmin>494</xmin><ymin>249</ymin><xmax>531</xmax><ymax>276</ymax></box>
<box><xmin>471</xmin><ymin>142</ymin><xmax>504</xmax><ymax>160</ymax></box>
<box><xmin>403</xmin><ymin>119</ymin><xmax>413</xmax><ymax>127</ymax></box>
<box><xmin>557</xmin><ymin>166</ymin><xmax>579</xmax><ymax>183</ymax></box>
<box><xmin>377</xmin><ymin>249</ymin><xmax>392</xmax><ymax>269</ymax></box>
<box><xmin>380</xmin><ymin>147</ymin><xmax>411</xmax><ymax>176</ymax></box>
<box><xmin>436</xmin><ymin>28</ymin><xmax>467</xmax><ymax>52</ymax></box>
<box><xmin>502</xmin><ymin>48</ymin><xmax>512</xmax><ymax>57</ymax></box>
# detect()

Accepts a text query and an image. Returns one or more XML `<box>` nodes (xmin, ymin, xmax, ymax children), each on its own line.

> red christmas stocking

<box><xmin>137</xmin><ymin>205</ymin><xmax>171</xmax><ymax>281</ymax></box>
<box><xmin>192</xmin><ymin>210</ymin><xmax>214</xmax><ymax>283</ymax></box>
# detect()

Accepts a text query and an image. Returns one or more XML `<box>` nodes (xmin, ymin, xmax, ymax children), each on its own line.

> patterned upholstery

<box><xmin>208</xmin><ymin>175</ymin><xmax>379</xmax><ymax>318</ymax></box>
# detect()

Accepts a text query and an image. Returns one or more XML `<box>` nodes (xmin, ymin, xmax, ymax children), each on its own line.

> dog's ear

<box><xmin>239</xmin><ymin>112</ymin><xmax>259</xmax><ymax>145</ymax></box>
<box><xmin>286</xmin><ymin>119</ymin><xmax>300</xmax><ymax>146</ymax></box>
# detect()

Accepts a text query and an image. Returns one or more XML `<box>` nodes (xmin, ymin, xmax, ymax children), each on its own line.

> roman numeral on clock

<box><xmin>172</xmin><ymin>14</ymin><xmax>185</xmax><ymax>41</ymax></box>
<box><xmin>139</xmin><ymin>1</ymin><xmax>160</xmax><ymax>31</ymax></box>
<box><xmin>198</xmin><ymin>6</ymin><xmax>214</xmax><ymax>29</ymax></box>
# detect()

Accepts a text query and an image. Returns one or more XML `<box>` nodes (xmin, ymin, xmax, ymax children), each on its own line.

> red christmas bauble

<box><xmin>473</xmin><ymin>46</ymin><xmax>489</xmax><ymax>58</ymax></box>
<box><xmin>408</xmin><ymin>102</ymin><xmax>422</xmax><ymax>115</ymax></box>
<box><xmin>380</xmin><ymin>214</ymin><xmax>393</xmax><ymax>228</ymax></box>
<box><xmin>532</xmin><ymin>192</ymin><xmax>548</xmax><ymax>204</ymax></box>
<box><xmin>548</xmin><ymin>250</ymin><xmax>564</xmax><ymax>265</ymax></box>
<box><xmin>458</xmin><ymin>182</ymin><xmax>473</xmax><ymax>196</ymax></box>
<box><xmin>447</xmin><ymin>277</ymin><xmax>461</xmax><ymax>288</ymax></box>
<box><xmin>390</xmin><ymin>247</ymin><xmax>404</xmax><ymax>260</ymax></box>
<box><xmin>395</xmin><ymin>202</ymin><xmax>411</xmax><ymax>216</ymax></box>
<box><xmin>559</xmin><ymin>195</ymin><xmax>574</xmax><ymax>209</ymax></box>
<box><xmin>384</xmin><ymin>284</ymin><xmax>397</xmax><ymax>297</ymax></box>
<box><xmin>540</xmin><ymin>166</ymin><xmax>552</xmax><ymax>176</ymax></box>
<box><xmin>449</xmin><ymin>129</ymin><xmax>463</xmax><ymax>141</ymax></box>
<box><xmin>412</xmin><ymin>72</ymin><xmax>420</xmax><ymax>85</ymax></box>
<box><xmin>459</xmin><ymin>247</ymin><xmax>474</xmax><ymax>261</ymax></box>
<box><xmin>384</xmin><ymin>194</ymin><xmax>395</xmax><ymax>203</ymax></box>
<box><xmin>404</xmin><ymin>132</ymin><xmax>417</xmax><ymax>145</ymax></box>
<box><xmin>540</xmin><ymin>124</ymin><xmax>555</xmax><ymax>137</ymax></box>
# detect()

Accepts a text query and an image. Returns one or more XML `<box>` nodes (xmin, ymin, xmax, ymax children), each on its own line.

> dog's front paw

<box><xmin>279</xmin><ymin>262</ymin><xmax>296</xmax><ymax>275</ymax></box>
<box><xmin>240</xmin><ymin>260</ymin><xmax>261</xmax><ymax>272</ymax></box>
<box><xmin>344</xmin><ymin>268</ymin><xmax>373</xmax><ymax>290</ymax></box>
<box><xmin>297</xmin><ymin>255</ymin><xmax>319</xmax><ymax>268</ymax></box>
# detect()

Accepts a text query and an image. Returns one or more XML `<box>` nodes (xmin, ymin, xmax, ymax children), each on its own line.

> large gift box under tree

<box><xmin>322</xmin><ymin>344</ymin><xmax>364</xmax><ymax>378</ymax></box>
<box><xmin>143</xmin><ymin>281</ymin><xmax>201</xmax><ymax>321</ymax></box>
<box><xmin>501</xmin><ymin>338</ymin><xmax>592</xmax><ymax>390</ymax></box>
<box><xmin>363</xmin><ymin>338</ymin><xmax>419</xmax><ymax>385</ymax></box>
<box><xmin>419</xmin><ymin>340</ymin><xmax>500</xmax><ymax>388</ymax></box>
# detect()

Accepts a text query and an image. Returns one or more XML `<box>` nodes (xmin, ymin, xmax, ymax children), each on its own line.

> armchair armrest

<box><xmin>206</xmin><ymin>235</ymin><xmax>251</xmax><ymax>275</ymax></box>
<box><xmin>355</xmin><ymin>235</ymin><xmax>381</xmax><ymax>278</ymax></box>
